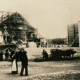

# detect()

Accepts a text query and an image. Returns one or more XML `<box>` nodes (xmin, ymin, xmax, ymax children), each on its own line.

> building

<box><xmin>68</xmin><ymin>23</ymin><xmax>80</xmax><ymax>47</ymax></box>
<box><xmin>0</xmin><ymin>12</ymin><xmax>42</xmax><ymax>47</ymax></box>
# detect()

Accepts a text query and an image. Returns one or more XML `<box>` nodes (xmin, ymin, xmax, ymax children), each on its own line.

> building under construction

<box><xmin>0</xmin><ymin>11</ymin><xmax>44</xmax><ymax>48</ymax></box>
<box><xmin>68</xmin><ymin>22</ymin><xmax>80</xmax><ymax>47</ymax></box>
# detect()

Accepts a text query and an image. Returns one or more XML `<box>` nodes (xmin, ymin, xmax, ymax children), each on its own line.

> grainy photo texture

<box><xmin>0</xmin><ymin>0</ymin><xmax>80</xmax><ymax>80</ymax></box>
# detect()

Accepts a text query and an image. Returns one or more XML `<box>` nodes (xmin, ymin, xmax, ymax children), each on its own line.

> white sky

<box><xmin>0</xmin><ymin>0</ymin><xmax>80</xmax><ymax>39</ymax></box>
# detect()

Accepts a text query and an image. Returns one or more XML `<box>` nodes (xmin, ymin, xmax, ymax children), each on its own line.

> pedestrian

<box><xmin>19</xmin><ymin>48</ymin><xmax>28</xmax><ymax>76</ymax></box>
<box><xmin>42</xmin><ymin>49</ymin><xmax>48</xmax><ymax>60</ymax></box>
<box><xmin>11</xmin><ymin>50</ymin><xmax>18</xmax><ymax>74</ymax></box>
<box><xmin>11</xmin><ymin>48</ymin><xmax>28</xmax><ymax>76</ymax></box>
<box><xmin>5</xmin><ymin>49</ymin><xmax>9</xmax><ymax>60</ymax></box>
<box><xmin>0</xmin><ymin>50</ymin><xmax>3</xmax><ymax>61</ymax></box>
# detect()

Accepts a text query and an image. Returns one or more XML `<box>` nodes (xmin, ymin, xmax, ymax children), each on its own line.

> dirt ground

<box><xmin>0</xmin><ymin>59</ymin><xmax>80</xmax><ymax>80</ymax></box>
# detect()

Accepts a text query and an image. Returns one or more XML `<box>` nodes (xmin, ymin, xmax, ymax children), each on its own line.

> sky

<box><xmin>0</xmin><ymin>0</ymin><xmax>80</xmax><ymax>39</ymax></box>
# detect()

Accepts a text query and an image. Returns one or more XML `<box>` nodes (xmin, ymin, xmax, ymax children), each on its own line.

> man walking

<box><xmin>19</xmin><ymin>48</ymin><xmax>28</xmax><ymax>76</ymax></box>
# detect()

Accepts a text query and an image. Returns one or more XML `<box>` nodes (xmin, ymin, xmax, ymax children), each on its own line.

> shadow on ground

<box><xmin>33</xmin><ymin>57</ymin><xmax>80</xmax><ymax>62</ymax></box>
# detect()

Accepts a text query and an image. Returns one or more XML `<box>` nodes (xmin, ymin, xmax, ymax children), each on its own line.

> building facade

<box><xmin>68</xmin><ymin>23</ymin><xmax>79</xmax><ymax>47</ymax></box>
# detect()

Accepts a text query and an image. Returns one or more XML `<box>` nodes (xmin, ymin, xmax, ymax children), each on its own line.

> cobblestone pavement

<box><xmin>0</xmin><ymin>59</ymin><xmax>80</xmax><ymax>80</ymax></box>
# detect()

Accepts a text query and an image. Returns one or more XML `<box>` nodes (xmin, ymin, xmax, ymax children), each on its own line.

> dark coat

<box><xmin>12</xmin><ymin>50</ymin><xmax>28</xmax><ymax>64</ymax></box>
<box><xmin>19</xmin><ymin>51</ymin><xmax>28</xmax><ymax>63</ymax></box>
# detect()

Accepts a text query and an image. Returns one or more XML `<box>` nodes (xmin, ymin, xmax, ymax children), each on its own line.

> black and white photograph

<box><xmin>0</xmin><ymin>0</ymin><xmax>80</xmax><ymax>80</ymax></box>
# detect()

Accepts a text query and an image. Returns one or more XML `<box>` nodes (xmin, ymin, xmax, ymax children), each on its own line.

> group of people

<box><xmin>11</xmin><ymin>48</ymin><xmax>28</xmax><ymax>76</ymax></box>
<box><xmin>0</xmin><ymin>49</ymin><xmax>10</xmax><ymax>61</ymax></box>
<box><xmin>0</xmin><ymin>48</ymin><xmax>48</xmax><ymax>76</ymax></box>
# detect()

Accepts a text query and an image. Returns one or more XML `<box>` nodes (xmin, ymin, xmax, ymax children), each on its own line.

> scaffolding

<box><xmin>0</xmin><ymin>11</ymin><xmax>42</xmax><ymax>47</ymax></box>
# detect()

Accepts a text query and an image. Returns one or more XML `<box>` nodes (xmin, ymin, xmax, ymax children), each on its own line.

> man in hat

<box><xmin>19</xmin><ymin>48</ymin><xmax>28</xmax><ymax>76</ymax></box>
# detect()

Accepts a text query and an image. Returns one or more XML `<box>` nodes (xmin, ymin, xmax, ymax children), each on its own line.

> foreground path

<box><xmin>0</xmin><ymin>59</ymin><xmax>80</xmax><ymax>80</ymax></box>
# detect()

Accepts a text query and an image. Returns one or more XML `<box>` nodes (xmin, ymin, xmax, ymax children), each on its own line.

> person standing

<box><xmin>42</xmin><ymin>49</ymin><xmax>48</xmax><ymax>60</ymax></box>
<box><xmin>5</xmin><ymin>49</ymin><xmax>9</xmax><ymax>60</ymax></box>
<box><xmin>0</xmin><ymin>51</ymin><xmax>3</xmax><ymax>61</ymax></box>
<box><xmin>11</xmin><ymin>50</ymin><xmax>18</xmax><ymax>74</ymax></box>
<box><xmin>19</xmin><ymin>48</ymin><xmax>28</xmax><ymax>76</ymax></box>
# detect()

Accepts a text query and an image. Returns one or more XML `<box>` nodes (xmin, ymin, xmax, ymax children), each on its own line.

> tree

<box><xmin>48</xmin><ymin>38</ymin><xmax>65</xmax><ymax>45</ymax></box>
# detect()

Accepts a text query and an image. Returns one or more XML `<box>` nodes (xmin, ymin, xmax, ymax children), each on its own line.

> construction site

<box><xmin>68</xmin><ymin>22</ymin><xmax>80</xmax><ymax>47</ymax></box>
<box><xmin>0</xmin><ymin>11</ymin><xmax>79</xmax><ymax>80</ymax></box>
<box><xmin>0</xmin><ymin>11</ymin><xmax>48</xmax><ymax>49</ymax></box>
<box><xmin>0</xmin><ymin>11</ymin><xmax>80</xmax><ymax>60</ymax></box>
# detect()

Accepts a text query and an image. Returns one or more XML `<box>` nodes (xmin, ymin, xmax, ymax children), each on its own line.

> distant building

<box><xmin>68</xmin><ymin>23</ymin><xmax>80</xmax><ymax>47</ymax></box>
<box><xmin>0</xmin><ymin>12</ymin><xmax>43</xmax><ymax>47</ymax></box>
